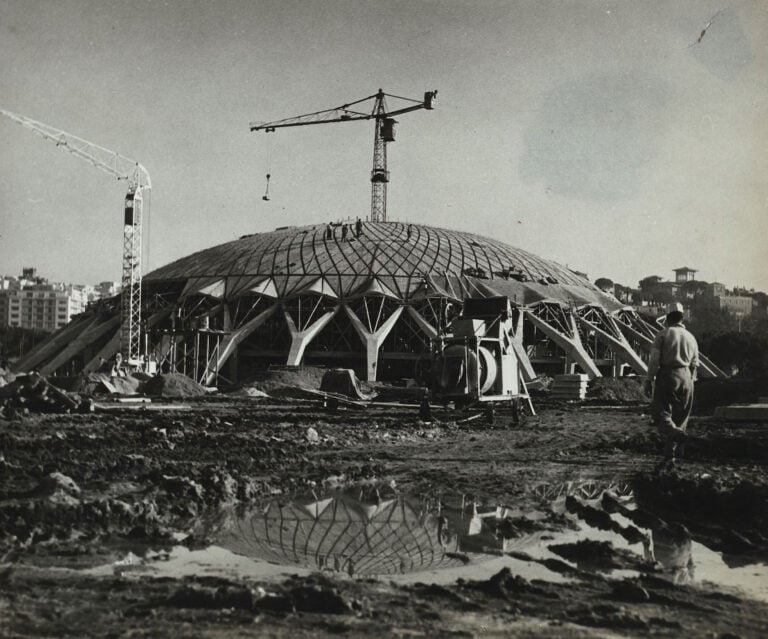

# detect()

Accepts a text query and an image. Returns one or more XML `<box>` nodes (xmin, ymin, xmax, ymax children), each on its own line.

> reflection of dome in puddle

<box><xmin>211</xmin><ymin>495</ymin><xmax>466</xmax><ymax>577</ymax></box>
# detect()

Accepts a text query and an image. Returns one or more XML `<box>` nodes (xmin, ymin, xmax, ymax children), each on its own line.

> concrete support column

<box><xmin>14</xmin><ymin>314</ymin><xmax>96</xmax><ymax>373</ymax></box>
<box><xmin>221</xmin><ymin>303</ymin><xmax>232</xmax><ymax>332</ymax></box>
<box><xmin>204</xmin><ymin>303</ymin><xmax>279</xmax><ymax>385</ymax></box>
<box><xmin>406</xmin><ymin>305</ymin><xmax>438</xmax><ymax>339</ymax></box>
<box><xmin>576</xmin><ymin>315</ymin><xmax>648</xmax><ymax>376</ymax></box>
<box><xmin>525</xmin><ymin>309</ymin><xmax>602</xmax><ymax>379</ymax></box>
<box><xmin>513</xmin><ymin>311</ymin><xmax>524</xmax><ymax>344</ymax></box>
<box><xmin>83</xmin><ymin>308</ymin><xmax>172</xmax><ymax>374</ymax></box>
<box><xmin>509</xmin><ymin>311</ymin><xmax>536</xmax><ymax>382</ymax></box>
<box><xmin>41</xmin><ymin>315</ymin><xmax>122</xmax><ymax>375</ymax></box>
<box><xmin>284</xmin><ymin>306</ymin><xmax>339</xmax><ymax>366</ymax></box>
<box><xmin>344</xmin><ymin>304</ymin><xmax>404</xmax><ymax>381</ymax></box>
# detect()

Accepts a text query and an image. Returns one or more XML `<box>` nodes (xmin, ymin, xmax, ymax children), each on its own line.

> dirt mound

<box><xmin>142</xmin><ymin>373</ymin><xmax>206</xmax><ymax>398</ymax></box>
<box><xmin>229</xmin><ymin>386</ymin><xmax>269</xmax><ymax>398</ymax></box>
<box><xmin>320</xmin><ymin>369</ymin><xmax>375</xmax><ymax>400</ymax></box>
<box><xmin>587</xmin><ymin>377</ymin><xmax>647</xmax><ymax>403</ymax></box>
<box><xmin>108</xmin><ymin>375</ymin><xmax>142</xmax><ymax>395</ymax></box>
<box><xmin>548</xmin><ymin>539</ymin><xmax>650</xmax><ymax>572</ymax></box>
<box><xmin>241</xmin><ymin>366</ymin><xmax>329</xmax><ymax>397</ymax></box>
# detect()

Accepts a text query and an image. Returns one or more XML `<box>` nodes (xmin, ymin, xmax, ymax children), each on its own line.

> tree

<box><xmin>699</xmin><ymin>331</ymin><xmax>768</xmax><ymax>376</ymax></box>
<box><xmin>688</xmin><ymin>305</ymin><xmax>737</xmax><ymax>339</ymax></box>
<box><xmin>594</xmin><ymin>277</ymin><xmax>614</xmax><ymax>292</ymax></box>
<box><xmin>613</xmin><ymin>283</ymin><xmax>635</xmax><ymax>303</ymax></box>
<box><xmin>680</xmin><ymin>279</ymin><xmax>709</xmax><ymax>298</ymax></box>
<box><xmin>751</xmin><ymin>291</ymin><xmax>768</xmax><ymax>310</ymax></box>
<box><xmin>639</xmin><ymin>275</ymin><xmax>663</xmax><ymax>292</ymax></box>
<box><xmin>652</xmin><ymin>288</ymin><xmax>676</xmax><ymax>305</ymax></box>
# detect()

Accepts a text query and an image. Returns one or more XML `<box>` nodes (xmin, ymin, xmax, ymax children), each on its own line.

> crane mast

<box><xmin>250</xmin><ymin>89</ymin><xmax>436</xmax><ymax>222</ymax></box>
<box><xmin>370</xmin><ymin>91</ymin><xmax>389</xmax><ymax>223</ymax></box>
<box><xmin>0</xmin><ymin>108</ymin><xmax>150</xmax><ymax>366</ymax></box>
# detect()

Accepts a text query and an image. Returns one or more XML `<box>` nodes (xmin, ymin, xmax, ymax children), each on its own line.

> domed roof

<box><xmin>146</xmin><ymin>222</ymin><xmax>619</xmax><ymax>308</ymax></box>
<box><xmin>208</xmin><ymin>495</ymin><xmax>465</xmax><ymax>577</ymax></box>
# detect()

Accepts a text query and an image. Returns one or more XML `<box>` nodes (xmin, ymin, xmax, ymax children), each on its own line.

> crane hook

<box><xmin>262</xmin><ymin>173</ymin><xmax>271</xmax><ymax>201</ymax></box>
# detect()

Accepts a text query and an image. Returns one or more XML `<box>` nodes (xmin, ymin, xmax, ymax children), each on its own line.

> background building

<box><xmin>0</xmin><ymin>271</ymin><xmax>89</xmax><ymax>332</ymax></box>
<box><xmin>713</xmin><ymin>294</ymin><xmax>754</xmax><ymax>316</ymax></box>
<box><xmin>94</xmin><ymin>281</ymin><xmax>121</xmax><ymax>301</ymax></box>
<box><xmin>673</xmin><ymin>267</ymin><xmax>698</xmax><ymax>283</ymax></box>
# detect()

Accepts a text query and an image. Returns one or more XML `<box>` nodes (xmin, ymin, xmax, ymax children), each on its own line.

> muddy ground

<box><xmin>1</xmin><ymin>392</ymin><xmax>767</xmax><ymax>638</ymax></box>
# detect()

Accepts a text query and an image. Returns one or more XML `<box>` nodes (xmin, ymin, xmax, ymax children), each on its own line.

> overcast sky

<box><xmin>1</xmin><ymin>0</ymin><xmax>766</xmax><ymax>291</ymax></box>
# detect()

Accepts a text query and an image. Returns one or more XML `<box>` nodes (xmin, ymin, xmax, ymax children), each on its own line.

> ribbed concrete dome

<box><xmin>24</xmin><ymin>219</ymin><xmax>694</xmax><ymax>383</ymax></box>
<box><xmin>210</xmin><ymin>496</ymin><xmax>464</xmax><ymax>577</ymax></box>
<box><xmin>146</xmin><ymin>221</ymin><xmax>618</xmax><ymax>308</ymax></box>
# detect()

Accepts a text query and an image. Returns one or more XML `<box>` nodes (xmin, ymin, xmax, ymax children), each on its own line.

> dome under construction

<box><xmin>15</xmin><ymin>221</ymin><xmax>723</xmax><ymax>383</ymax></box>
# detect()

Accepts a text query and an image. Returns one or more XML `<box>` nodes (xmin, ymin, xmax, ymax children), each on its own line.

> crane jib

<box><xmin>0</xmin><ymin>107</ymin><xmax>150</xmax><ymax>367</ymax></box>
<box><xmin>247</xmin><ymin>89</ymin><xmax>437</xmax><ymax>222</ymax></box>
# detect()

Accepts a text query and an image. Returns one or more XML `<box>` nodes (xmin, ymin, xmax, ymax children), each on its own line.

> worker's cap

<box><xmin>665</xmin><ymin>302</ymin><xmax>684</xmax><ymax>314</ymax></box>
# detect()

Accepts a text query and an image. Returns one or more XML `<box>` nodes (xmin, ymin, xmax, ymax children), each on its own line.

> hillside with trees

<box><xmin>595</xmin><ymin>275</ymin><xmax>768</xmax><ymax>377</ymax></box>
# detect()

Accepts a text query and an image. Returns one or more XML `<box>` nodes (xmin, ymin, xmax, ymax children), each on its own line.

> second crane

<box><xmin>250</xmin><ymin>89</ymin><xmax>437</xmax><ymax>223</ymax></box>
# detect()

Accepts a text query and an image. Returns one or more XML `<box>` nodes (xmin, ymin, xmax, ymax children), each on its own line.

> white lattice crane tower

<box><xmin>0</xmin><ymin>108</ymin><xmax>151</xmax><ymax>365</ymax></box>
<box><xmin>250</xmin><ymin>89</ymin><xmax>436</xmax><ymax>222</ymax></box>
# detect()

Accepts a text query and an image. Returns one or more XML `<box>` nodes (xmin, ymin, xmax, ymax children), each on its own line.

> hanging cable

<box><xmin>262</xmin><ymin>131</ymin><xmax>272</xmax><ymax>201</ymax></box>
<box><xmin>143</xmin><ymin>187</ymin><xmax>151</xmax><ymax>273</ymax></box>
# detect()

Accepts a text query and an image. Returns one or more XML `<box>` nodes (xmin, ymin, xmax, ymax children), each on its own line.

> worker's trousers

<box><xmin>651</xmin><ymin>367</ymin><xmax>694</xmax><ymax>459</ymax></box>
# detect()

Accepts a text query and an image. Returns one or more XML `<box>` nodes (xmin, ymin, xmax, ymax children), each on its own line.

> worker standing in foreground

<box><xmin>644</xmin><ymin>302</ymin><xmax>700</xmax><ymax>465</ymax></box>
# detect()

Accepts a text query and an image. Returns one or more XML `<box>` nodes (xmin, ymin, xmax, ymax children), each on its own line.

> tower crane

<box><xmin>0</xmin><ymin>108</ymin><xmax>151</xmax><ymax>366</ymax></box>
<box><xmin>250</xmin><ymin>89</ymin><xmax>436</xmax><ymax>222</ymax></box>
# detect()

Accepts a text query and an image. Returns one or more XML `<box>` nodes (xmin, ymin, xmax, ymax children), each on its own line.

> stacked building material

<box><xmin>550</xmin><ymin>374</ymin><xmax>589</xmax><ymax>401</ymax></box>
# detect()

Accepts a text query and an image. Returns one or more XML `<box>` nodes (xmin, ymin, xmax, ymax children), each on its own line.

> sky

<box><xmin>1</xmin><ymin>0</ymin><xmax>766</xmax><ymax>291</ymax></box>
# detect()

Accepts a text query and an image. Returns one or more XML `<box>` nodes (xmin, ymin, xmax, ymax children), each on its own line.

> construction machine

<box><xmin>430</xmin><ymin>297</ymin><xmax>532</xmax><ymax>421</ymax></box>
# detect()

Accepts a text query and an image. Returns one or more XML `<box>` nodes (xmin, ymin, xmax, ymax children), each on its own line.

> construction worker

<box><xmin>355</xmin><ymin>217</ymin><xmax>362</xmax><ymax>238</ymax></box>
<box><xmin>644</xmin><ymin>302</ymin><xmax>699</xmax><ymax>464</ymax></box>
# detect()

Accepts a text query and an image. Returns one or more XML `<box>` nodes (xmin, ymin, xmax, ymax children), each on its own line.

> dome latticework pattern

<box><xmin>211</xmin><ymin>496</ymin><xmax>464</xmax><ymax>577</ymax></box>
<box><xmin>145</xmin><ymin>222</ymin><xmax>615</xmax><ymax>307</ymax></box>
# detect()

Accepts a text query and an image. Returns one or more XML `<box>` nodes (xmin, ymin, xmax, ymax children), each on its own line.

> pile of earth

<box><xmin>587</xmin><ymin>377</ymin><xmax>647</xmax><ymax>403</ymax></box>
<box><xmin>41</xmin><ymin>373</ymin><xmax>145</xmax><ymax>396</ymax></box>
<box><xmin>142</xmin><ymin>373</ymin><xmax>207</xmax><ymax>398</ymax></box>
<box><xmin>239</xmin><ymin>366</ymin><xmax>375</xmax><ymax>400</ymax></box>
<box><xmin>0</xmin><ymin>373</ymin><xmax>88</xmax><ymax>416</ymax></box>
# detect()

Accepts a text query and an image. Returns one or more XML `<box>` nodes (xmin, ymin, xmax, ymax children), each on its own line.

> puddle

<box><xmin>83</xmin><ymin>485</ymin><xmax>768</xmax><ymax>602</ymax></box>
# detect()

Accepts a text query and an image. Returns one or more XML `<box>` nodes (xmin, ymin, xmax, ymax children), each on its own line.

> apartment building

<box><xmin>0</xmin><ymin>284</ymin><xmax>88</xmax><ymax>331</ymax></box>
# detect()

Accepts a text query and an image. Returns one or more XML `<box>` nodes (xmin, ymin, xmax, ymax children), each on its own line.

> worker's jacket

<box><xmin>647</xmin><ymin>324</ymin><xmax>700</xmax><ymax>380</ymax></box>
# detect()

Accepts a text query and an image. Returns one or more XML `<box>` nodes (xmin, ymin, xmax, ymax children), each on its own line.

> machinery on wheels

<box><xmin>430</xmin><ymin>297</ymin><xmax>531</xmax><ymax>423</ymax></box>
